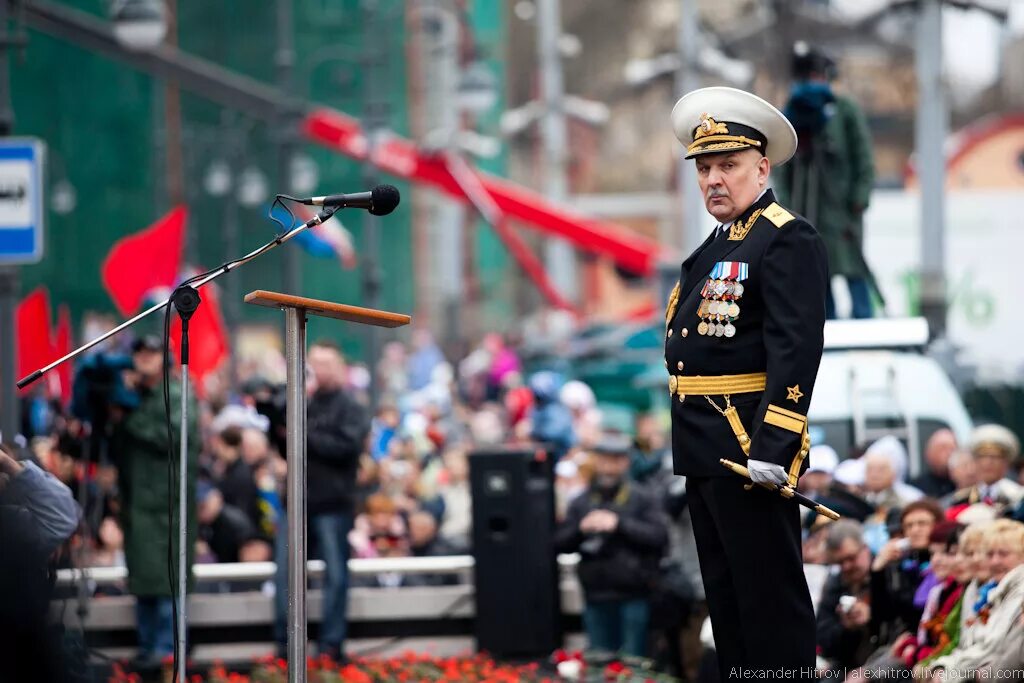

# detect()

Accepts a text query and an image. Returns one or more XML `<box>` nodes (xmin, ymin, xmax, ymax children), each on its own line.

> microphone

<box><xmin>300</xmin><ymin>184</ymin><xmax>401</xmax><ymax>216</ymax></box>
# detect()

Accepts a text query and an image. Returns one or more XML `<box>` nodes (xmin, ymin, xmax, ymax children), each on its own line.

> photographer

<box><xmin>554</xmin><ymin>434</ymin><xmax>668</xmax><ymax>657</ymax></box>
<box><xmin>774</xmin><ymin>42</ymin><xmax>876</xmax><ymax>320</ymax></box>
<box><xmin>0</xmin><ymin>443</ymin><xmax>80</xmax><ymax>682</ymax></box>
<box><xmin>110</xmin><ymin>335</ymin><xmax>199</xmax><ymax>670</ymax></box>
<box><xmin>869</xmin><ymin>498</ymin><xmax>942</xmax><ymax>646</ymax></box>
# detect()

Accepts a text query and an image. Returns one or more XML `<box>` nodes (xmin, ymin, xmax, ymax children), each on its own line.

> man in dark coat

<box><xmin>274</xmin><ymin>339</ymin><xmax>370</xmax><ymax>662</ymax></box>
<box><xmin>817</xmin><ymin>520</ymin><xmax>875</xmax><ymax>670</ymax></box>
<box><xmin>910</xmin><ymin>428</ymin><xmax>957</xmax><ymax>500</ymax></box>
<box><xmin>554</xmin><ymin>434</ymin><xmax>668</xmax><ymax>657</ymax></box>
<box><xmin>666</xmin><ymin>86</ymin><xmax>828</xmax><ymax>675</ymax></box>
<box><xmin>111</xmin><ymin>335</ymin><xmax>199</xmax><ymax>668</ymax></box>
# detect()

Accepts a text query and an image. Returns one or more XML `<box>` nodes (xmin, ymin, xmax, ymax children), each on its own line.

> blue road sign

<box><xmin>0</xmin><ymin>138</ymin><xmax>45</xmax><ymax>265</ymax></box>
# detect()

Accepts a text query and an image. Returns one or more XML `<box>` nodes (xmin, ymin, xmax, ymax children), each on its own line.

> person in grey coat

<box><xmin>0</xmin><ymin>442</ymin><xmax>80</xmax><ymax>682</ymax></box>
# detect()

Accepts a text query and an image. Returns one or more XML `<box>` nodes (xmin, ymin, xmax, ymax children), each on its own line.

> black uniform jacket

<box><xmin>665</xmin><ymin>188</ymin><xmax>828</xmax><ymax>478</ymax></box>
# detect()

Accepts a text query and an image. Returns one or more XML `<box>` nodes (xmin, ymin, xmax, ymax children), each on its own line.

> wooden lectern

<box><xmin>245</xmin><ymin>291</ymin><xmax>410</xmax><ymax>683</ymax></box>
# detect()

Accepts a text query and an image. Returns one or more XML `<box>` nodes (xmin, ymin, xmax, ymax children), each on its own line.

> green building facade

<box><xmin>12</xmin><ymin>0</ymin><xmax>510</xmax><ymax>360</ymax></box>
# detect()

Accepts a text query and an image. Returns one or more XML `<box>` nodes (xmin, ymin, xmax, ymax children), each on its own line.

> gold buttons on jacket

<box><xmin>668</xmin><ymin>328</ymin><xmax>674</xmax><ymax>338</ymax></box>
<box><xmin>677</xmin><ymin>361</ymin><xmax>684</xmax><ymax>371</ymax></box>
<box><xmin>681</xmin><ymin>328</ymin><xmax>689</xmax><ymax>337</ymax></box>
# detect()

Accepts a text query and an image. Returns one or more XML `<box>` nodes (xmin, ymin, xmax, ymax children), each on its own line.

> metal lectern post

<box><xmin>285</xmin><ymin>306</ymin><xmax>308</xmax><ymax>683</ymax></box>
<box><xmin>245</xmin><ymin>290</ymin><xmax>410</xmax><ymax>683</ymax></box>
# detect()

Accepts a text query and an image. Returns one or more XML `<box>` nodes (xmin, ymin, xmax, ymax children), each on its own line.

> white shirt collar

<box><xmin>716</xmin><ymin>187</ymin><xmax>770</xmax><ymax>234</ymax></box>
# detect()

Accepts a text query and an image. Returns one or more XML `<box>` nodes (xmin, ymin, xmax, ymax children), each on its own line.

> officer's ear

<box><xmin>756</xmin><ymin>153</ymin><xmax>771</xmax><ymax>186</ymax></box>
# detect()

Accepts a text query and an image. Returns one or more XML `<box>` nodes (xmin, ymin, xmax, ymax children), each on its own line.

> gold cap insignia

<box><xmin>695</xmin><ymin>113</ymin><xmax>729</xmax><ymax>140</ymax></box>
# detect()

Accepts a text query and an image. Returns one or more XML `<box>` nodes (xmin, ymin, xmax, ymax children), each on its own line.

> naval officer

<box><xmin>665</xmin><ymin>86</ymin><xmax>828</xmax><ymax>674</ymax></box>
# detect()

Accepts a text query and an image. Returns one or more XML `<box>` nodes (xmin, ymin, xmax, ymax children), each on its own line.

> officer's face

<box><xmin>695</xmin><ymin>149</ymin><xmax>770</xmax><ymax>223</ymax></box>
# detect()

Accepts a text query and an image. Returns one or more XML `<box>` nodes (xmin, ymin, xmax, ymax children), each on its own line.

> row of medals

<box><xmin>697</xmin><ymin>278</ymin><xmax>743</xmax><ymax>338</ymax></box>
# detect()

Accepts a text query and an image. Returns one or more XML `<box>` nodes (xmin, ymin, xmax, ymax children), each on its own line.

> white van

<box><xmin>809</xmin><ymin>318</ymin><xmax>973</xmax><ymax>477</ymax></box>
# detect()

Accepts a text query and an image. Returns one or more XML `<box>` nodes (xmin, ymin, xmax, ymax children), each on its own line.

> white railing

<box><xmin>55</xmin><ymin>553</ymin><xmax>582</xmax><ymax>587</ymax></box>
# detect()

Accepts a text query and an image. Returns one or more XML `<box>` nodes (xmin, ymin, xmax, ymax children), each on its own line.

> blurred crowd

<box><xmin>15</xmin><ymin>326</ymin><xmax>623</xmax><ymax>666</ymax></box>
<box><xmin>15</xmin><ymin>325</ymin><xmax>1024</xmax><ymax>680</ymax></box>
<box><xmin>798</xmin><ymin>424</ymin><xmax>1024</xmax><ymax>680</ymax></box>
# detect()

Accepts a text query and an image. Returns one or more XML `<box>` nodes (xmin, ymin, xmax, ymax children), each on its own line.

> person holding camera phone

<box><xmin>869</xmin><ymin>499</ymin><xmax>943</xmax><ymax>647</ymax></box>
<box><xmin>554</xmin><ymin>434</ymin><xmax>668</xmax><ymax>657</ymax></box>
<box><xmin>817</xmin><ymin>520</ymin><xmax>875</xmax><ymax>670</ymax></box>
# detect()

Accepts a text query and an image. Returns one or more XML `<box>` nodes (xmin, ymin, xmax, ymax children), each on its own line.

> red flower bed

<box><xmin>107</xmin><ymin>650</ymin><xmax>677</xmax><ymax>682</ymax></box>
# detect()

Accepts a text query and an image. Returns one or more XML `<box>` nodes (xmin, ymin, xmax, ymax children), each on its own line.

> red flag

<box><xmin>16</xmin><ymin>287</ymin><xmax>55</xmax><ymax>394</ymax></box>
<box><xmin>170</xmin><ymin>283</ymin><xmax>228</xmax><ymax>397</ymax></box>
<box><xmin>101</xmin><ymin>206</ymin><xmax>186</xmax><ymax>315</ymax></box>
<box><xmin>54</xmin><ymin>305</ymin><xmax>73</xmax><ymax>406</ymax></box>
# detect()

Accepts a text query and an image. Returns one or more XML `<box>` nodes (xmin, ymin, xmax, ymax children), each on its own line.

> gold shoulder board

<box><xmin>665</xmin><ymin>281</ymin><xmax>681</xmax><ymax>326</ymax></box>
<box><xmin>762</xmin><ymin>202</ymin><xmax>795</xmax><ymax>228</ymax></box>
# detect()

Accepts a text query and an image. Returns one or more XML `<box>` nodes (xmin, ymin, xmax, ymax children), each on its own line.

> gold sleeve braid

<box><xmin>763</xmin><ymin>403</ymin><xmax>810</xmax><ymax>487</ymax></box>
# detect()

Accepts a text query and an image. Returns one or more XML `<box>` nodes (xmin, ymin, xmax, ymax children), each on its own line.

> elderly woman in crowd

<box><xmin>911</xmin><ymin>521</ymin><xmax>992</xmax><ymax>674</ymax></box>
<box><xmin>869</xmin><ymin>499</ymin><xmax>943</xmax><ymax>646</ymax></box>
<box><xmin>922</xmin><ymin>519</ymin><xmax>1024</xmax><ymax>676</ymax></box>
<box><xmin>863</xmin><ymin>436</ymin><xmax>924</xmax><ymax>507</ymax></box>
<box><xmin>847</xmin><ymin>522</ymin><xmax>965</xmax><ymax>679</ymax></box>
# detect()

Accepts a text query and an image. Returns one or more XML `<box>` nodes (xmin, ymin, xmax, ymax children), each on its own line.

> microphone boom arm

<box><xmin>17</xmin><ymin>207</ymin><xmax>338</xmax><ymax>389</ymax></box>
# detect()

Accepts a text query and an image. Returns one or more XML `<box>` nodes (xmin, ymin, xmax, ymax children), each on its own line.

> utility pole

<box><xmin>0</xmin><ymin>0</ymin><xmax>19</xmax><ymax>443</ymax></box>
<box><xmin>675</xmin><ymin>0</ymin><xmax>705</xmax><ymax>253</ymax></box>
<box><xmin>536</xmin><ymin>0</ymin><xmax>577</xmax><ymax>302</ymax></box>
<box><xmin>220</xmin><ymin>112</ymin><xmax>241</xmax><ymax>392</ymax></box>
<box><xmin>915</xmin><ymin>0</ymin><xmax>947</xmax><ymax>338</ymax></box>
<box><xmin>362</xmin><ymin>0</ymin><xmax>389</xmax><ymax>409</ymax></box>
<box><xmin>276</xmin><ymin>0</ymin><xmax>300</xmax><ymax>296</ymax></box>
<box><xmin>420</xmin><ymin>0</ymin><xmax>463</xmax><ymax>345</ymax></box>
<box><xmin>164</xmin><ymin>0</ymin><xmax>184</xmax><ymax>207</ymax></box>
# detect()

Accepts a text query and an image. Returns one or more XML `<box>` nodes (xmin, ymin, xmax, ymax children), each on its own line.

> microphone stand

<box><xmin>17</xmin><ymin>206</ymin><xmax>338</xmax><ymax>683</ymax></box>
<box><xmin>170</xmin><ymin>284</ymin><xmax>199</xmax><ymax>680</ymax></box>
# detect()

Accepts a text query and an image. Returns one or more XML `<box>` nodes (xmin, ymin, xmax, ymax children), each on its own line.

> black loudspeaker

<box><xmin>470</xmin><ymin>447</ymin><xmax>561</xmax><ymax>658</ymax></box>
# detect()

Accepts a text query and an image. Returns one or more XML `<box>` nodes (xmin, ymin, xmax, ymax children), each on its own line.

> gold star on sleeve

<box><xmin>786</xmin><ymin>384</ymin><xmax>804</xmax><ymax>404</ymax></box>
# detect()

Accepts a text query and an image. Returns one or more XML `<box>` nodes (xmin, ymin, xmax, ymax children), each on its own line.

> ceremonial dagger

<box><xmin>720</xmin><ymin>458</ymin><xmax>841</xmax><ymax>521</ymax></box>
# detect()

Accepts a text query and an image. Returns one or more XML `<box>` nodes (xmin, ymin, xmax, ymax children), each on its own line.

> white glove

<box><xmin>747</xmin><ymin>459</ymin><xmax>788</xmax><ymax>487</ymax></box>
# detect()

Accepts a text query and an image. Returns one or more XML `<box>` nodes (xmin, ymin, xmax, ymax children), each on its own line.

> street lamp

<box><xmin>110</xmin><ymin>0</ymin><xmax>168</xmax><ymax>51</ymax></box>
<box><xmin>236</xmin><ymin>165</ymin><xmax>269</xmax><ymax>209</ymax></box>
<box><xmin>457</xmin><ymin>60</ymin><xmax>499</xmax><ymax>116</ymax></box>
<box><xmin>202</xmin><ymin>158</ymin><xmax>232</xmax><ymax>198</ymax></box>
<box><xmin>288</xmin><ymin>153</ymin><xmax>320</xmax><ymax>196</ymax></box>
<box><xmin>50</xmin><ymin>179</ymin><xmax>77</xmax><ymax>215</ymax></box>
<box><xmin>46</xmin><ymin>150</ymin><xmax>78</xmax><ymax>216</ymax></box>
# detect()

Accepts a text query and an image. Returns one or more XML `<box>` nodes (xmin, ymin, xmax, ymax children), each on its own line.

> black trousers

<box><xmin>687</xmin><ymin>476</ymin><xmax>816</xmax><ymax>678</ymax></box>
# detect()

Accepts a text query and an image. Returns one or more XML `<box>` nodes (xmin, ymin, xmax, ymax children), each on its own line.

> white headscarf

<box><xmin>864</xmin><ymin>435</ymin><xmax>924</xmax><ymax>503</ymax></box>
